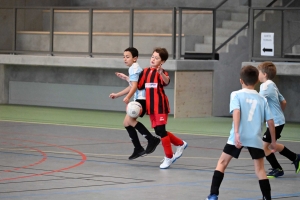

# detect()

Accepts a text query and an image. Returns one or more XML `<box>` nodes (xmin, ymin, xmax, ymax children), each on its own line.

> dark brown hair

<box><xmin>257</xmin><ymin>61</ymin><xmax>276</xmax><ymax>80</ymax></box>
<box><xmin>153</xmin><ymin>47</ymin><xmax>168</xmax><ymax>61</ymax></box>
<box><xmin>240</xmin><ymin>65</ymin><xmax>259</xmax><ymax>86</ymax></box>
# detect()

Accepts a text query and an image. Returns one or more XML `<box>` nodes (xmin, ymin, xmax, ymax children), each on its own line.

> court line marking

<box><xmin>0</xmin><ymin>119</ymin><xmax>299</xmax><ymax>143</ymax></box>
<box><xmin>0</xmin><ymin>138</ymin><xmax>87</xmax><ymax>182</ymax></box>
<box><xmin>0</xmin><ymin>148</ymin><xmax>291</xmax><ymax>161</ymax></box>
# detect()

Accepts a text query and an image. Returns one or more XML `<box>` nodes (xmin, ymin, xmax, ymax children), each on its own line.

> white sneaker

<box><xmin>174</xmin><ymin>140</ymin><xmax>188</xmax><ymax>160</ymax></box>
<box><xmin>160</xmin><ymin>156</ymin><xmax>175</xmax><ymax>169</ymax></box>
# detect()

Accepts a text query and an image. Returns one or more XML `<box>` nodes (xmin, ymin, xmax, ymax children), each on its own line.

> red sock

<box><xmin>167</xmin><ymin>131</ymin><xmax>183</xmax><ymax>146</ymax></box>
<box><xmin>161</xmin><ymin>136</ymin><xmax>173</xmax><ymax>158</ymax></box>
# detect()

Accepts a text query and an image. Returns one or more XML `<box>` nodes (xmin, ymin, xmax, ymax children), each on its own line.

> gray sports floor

<box><xmin>0</xmin><ymin>105</ymin><xmax>299</xmax><ymax>200</ymax></box>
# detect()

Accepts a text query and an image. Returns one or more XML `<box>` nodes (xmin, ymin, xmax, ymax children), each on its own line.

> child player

<box><xmin>109</xmin><ymin>47</ymin><xmax>160</xmax><ymax>160</ymax></box>
<box><xmin>206</xmin><ymin>65</ymin><xmax>277</xmax><ymax>200</ymax></box>
<box><xmin>137</xmin><ymin>47</ymin><xmax>187</xmax><ymax>169</ymax></box>
<box><xmin>258</xmin><ymin>61</ymin><xmax>300</xmax><ymax>178</ymax></box>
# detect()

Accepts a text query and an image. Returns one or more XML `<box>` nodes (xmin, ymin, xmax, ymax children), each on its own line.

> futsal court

<box><xmin>0</xmin><ymin>105</ymin><xmax>299</xmax><ymax>200</ymax></box>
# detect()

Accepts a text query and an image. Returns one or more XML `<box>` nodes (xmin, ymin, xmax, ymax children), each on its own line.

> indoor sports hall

<box><xmin>0</xmin><ymin>106</ymin><xmax>299</xmax><ymax>199</ymax></box>
<box><xmin>1</xmin><ymin>0</ymin><xmax>300</xmax><ymax>199</ymax></box>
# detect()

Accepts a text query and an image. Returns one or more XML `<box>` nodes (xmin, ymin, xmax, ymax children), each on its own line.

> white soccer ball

<box><xmin>126</xmin><ymin>101</ymin><xmax>142</xmax><ymax>118</ymax></box>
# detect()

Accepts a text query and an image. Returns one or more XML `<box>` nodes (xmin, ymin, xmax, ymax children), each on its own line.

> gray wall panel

<box><xmin>9</xmin><ymin>81</ymin><xmax>174</xmax><ymax>114</ymax></box>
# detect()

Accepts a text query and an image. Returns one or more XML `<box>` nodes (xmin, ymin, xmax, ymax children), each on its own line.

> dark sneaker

<box><xmin>267</xmin><ymin>168</ymin><xmax>284</xmax><ymax>178</ymax></box>
<box><xmin>206</xmin><ymin>194</ymin><xmax>218</xmax><ymax>200</ymax></box>
<box><xmin>128</xmin><ymin>147</ymin><xmax>145</xmax><ymax>160</ymax></box>
<box><xmin>292</xmin><ymin>154</ymin><xmax>300</xmax><ymax>174</ymax></box>
<box><xmin>145</xmin><ymin>137</ymin><xmax>160</xmax><ymax>154</ymax></box>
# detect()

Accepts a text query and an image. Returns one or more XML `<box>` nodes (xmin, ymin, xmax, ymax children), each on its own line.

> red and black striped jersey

<box><xmin>137</xmin><ymin>67</ymin><xmax>170</xmax><ymax>114</ymax></box>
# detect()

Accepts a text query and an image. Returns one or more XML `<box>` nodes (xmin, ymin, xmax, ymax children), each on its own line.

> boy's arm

<box><xmin>115</xmin><ymin>72</ymin><xmax>129</xmax><ymax>82</ymax></box>
<box><xmin>280</xmin><ymin>99</ymin><xmax>287</xmax><ymax>111</ymax></box>
<box><xmin>157</xmin><ymin>67</ymin><xmax>170</xmax><ymax>85</ymax></box>
<box><xmin>266</xmin><ymin>119</ymin><xmax>277</xmax><ymax>151</ymax></box>
<box><xmin>233</xmin><ymin>109</ymin><xmax>242</xmax><ymax>149</ymax></box>
<box><xmin>123</xmin><ymin>81</ymin><xmax>138</xmax><ymax>104</ymax></box>
<box><xmin>109</xmin><ymin>86</ymin><xmax>131</xmax><ymax>99</ymax></box>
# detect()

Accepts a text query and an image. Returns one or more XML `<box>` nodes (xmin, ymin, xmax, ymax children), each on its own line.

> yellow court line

<box><xmin>1</xmin><ymin>119</ymin><xmax>299</xmax><ymax>143</ymax></box>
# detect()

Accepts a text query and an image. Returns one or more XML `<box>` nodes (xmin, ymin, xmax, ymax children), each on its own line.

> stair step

<box><xmin>292</xmin><ymin>45</ymin><xmax>300</xmax><ymax>54</ymax></box>
<box><xmin>204</xmin><ymin>35</ymin><xmax>237</xmax><ymax>45</ymax></box>
<box><xmin>231</xmin><ymin>13</ymin><xmax>248</xmax><ymax>22</ymax></box>
<box><xmin>194</xmin><ymin>43</ymin><xmax>227</xmax><ymax>53</ymax></box>
<box><xmin>215</xmin><ymin>28</ymin><xmax>247</xmax><ymax>37</ymax></box>
<box><xmin>222</xmin><ymin>20</ymin><xmax>247</xmax><ymax>29</ymax></box>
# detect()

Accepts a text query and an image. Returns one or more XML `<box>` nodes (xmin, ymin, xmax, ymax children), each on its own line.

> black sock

<box><xmin>266</xmin><ymin>153</ymin><xmax>282</xmax><ymax>170</ymax></box>
<box><xmin>279</xmin><ymin>146</ymin><xmax>297</xmax><ymax>162</ymax></box>
<box><xmin>125</xmin><ymin>126</ymin><xmax>142</xmax><ymax>149</ymax></box>
<box><xmin>135</xmin><ymin>122</ymin><xmax>154</xmax><ymax>141</ymax></box>
<box><xmin>210</xmin><ymin>170</ymin><xmax>224</xmax><ymax>196</ymax></box>
<box><xmin>259</xmin><ymin>179</ymin><xmax>271</xmax><ymax>200</ymax></box>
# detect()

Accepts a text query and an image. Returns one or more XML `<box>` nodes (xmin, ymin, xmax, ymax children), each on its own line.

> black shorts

<box><xmin>135</xmin><ymin>99</ymin><xmax>146</xmax><ymax>118</ymax></box>
<box><xmin>223</xmin><ymin>144</ymin><xmax>265</xmax><ymax>159</ymax></box>
<box><xmin>262</xmin><ymin>124</ymin><xmax>284</xmax><ymax>143</ymax></box>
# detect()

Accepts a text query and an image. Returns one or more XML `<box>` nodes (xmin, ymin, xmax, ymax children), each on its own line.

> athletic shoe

<box><xmin>267</xmin><ymin>168</ymin><xmax>284</xmax><ymax>178</ymax></box>
<box><xmin>145</xmin><ymin>137</ymin><xmax>160</xmax><ymax>154</ymax></box>
<box><xmin>128</xmin><ymin>147</ymin><xmax>145</xmax><ymax>160</ymax></box>
<box><xmin>160</xmin><ymin>156</ymin><xmax>175</xmax><ymax>169</ymax></box>
<box><xmin>174</xmin><ymin>140</ymin><xmax>188</xmax><ymax>160</ymax></box>
<box><xmin>292</xmin><ymin>154</ymin><xmax>300</xmax><ymax>174</ymax></box>
<box><xmin>206</xmin><ymin>194</ymin><xmax>218</xmax><ymax>200</ymax></box>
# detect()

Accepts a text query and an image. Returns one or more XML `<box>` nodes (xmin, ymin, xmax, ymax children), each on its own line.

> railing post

<box><xmin>129</xmin><ymin>8</ymin><xmax>134</xmax><ymax>47</ymax></box>
<box><xmin>178</xmin><ymin>7</ymin><xmax>182</xmax><ymax>59</ymax></box>
<box><xmin>49</xmin><ymin>8</ymin><xmax>54</xmax><ymax>56</ymax></box>
<box><xmin>212</xmin><ymin>9</ymin><xmax>216</xmax><ymax>59</ymax></box>
<box><xmin>12</xmin><ymin>8</ymin><xmax>17</xmax><ymax>54</ymax></box>
<box><xmin>172</xmin><ymin>7</ymin><xmax>176</xmax><ymax>59</ymax></box>
<box><xmin>248</xmin><ymin>8</ymin><xmax>254</xmax><ymax>61</ymax></box>
<box><xmin>281</xmin><ymin>9</ymin><xmax>284</xmax><ymax>58</ymax></box>
<box><xmin>88</xmin><ymin>8</ymin><xmax>93</xmax><ymax>57</ymax></box>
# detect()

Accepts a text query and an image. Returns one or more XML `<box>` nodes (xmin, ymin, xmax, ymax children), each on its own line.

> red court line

<box><xmin>1</xmin><ymin>142</ymin><xmax>47</xmax><ymax>173</ymax></box>
<box><xmin>0</xmin><ymin>138</ymin><xmax>87</xmax><ymax>182</ymax></box>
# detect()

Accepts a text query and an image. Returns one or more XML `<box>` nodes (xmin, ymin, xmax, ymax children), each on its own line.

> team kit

<box><xmin>109</xmin><ymin>47</ymin><xmax>300</xmax><ymax>200</ymax></box>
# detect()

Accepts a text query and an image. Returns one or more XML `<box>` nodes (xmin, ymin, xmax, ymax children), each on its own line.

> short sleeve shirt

<box><xmin>227</xmin><ymin>88</ymin><xmax>273</xmax><ymax>149</ymax></box>
<box><xmin>259</xmin><ymin>80</ymin><xmax>285</xmax><ymax>126</ymax></box>
<box><xmin>128</xmin><ymin>63</ymin><xmax>145</xmax><ymax>100</ymax></box>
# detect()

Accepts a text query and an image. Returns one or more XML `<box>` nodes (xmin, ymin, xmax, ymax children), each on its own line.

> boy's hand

<box><xmin>109</xmin><ymin>93</ymin><xmax>118</xmax><ymax>99</ymax></box>
<box><xmin>123</xmin><ymin>97</ymin><xmax>130</xmax><ymax>104</ymax></box>
<box><xmin>270</xmin><ymin>142</ymin><xmax>277</xmax><ymax>153</ymax></box>
<box><xmin>115</xmin><ymin>72</ymin><xmax>129</xmax><ymax>81</ymax></box>
<box><xmin>234</xmin><ymin>133</ymin><xmax>242</xmax><ymax>149</ymax></box>
<box><xmin>157</xmin><ymin>65</ymin><xmax>163</xmax><ymax>74</ymax></box>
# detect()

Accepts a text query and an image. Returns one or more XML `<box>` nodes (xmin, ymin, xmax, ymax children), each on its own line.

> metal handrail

<box><xmin>249</xmin><ymin>7</ymin><xmax>300</xmax><ymax>62</ymax></box>
<box><xmin>0</xmin><ymin>6</ymin><xmax>177</xmax><ymax>58</ymax></box>
<box><xmin>215</xmin><ymin>0</ymin><xmax>278</xmax><ymax>52</ymax></box>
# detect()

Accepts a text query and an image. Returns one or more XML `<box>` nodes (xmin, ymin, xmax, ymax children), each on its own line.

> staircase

<box><xmin>188</xmin><ymin>0</ymin><xmax>281</xmax><ymax>58</ymax></box>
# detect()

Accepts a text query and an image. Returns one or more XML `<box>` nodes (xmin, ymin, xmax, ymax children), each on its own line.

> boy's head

<box><xmin>123</xmin><ymin>47</ymin><xmax>138</xmax><ymax>67</ymax></box>
<box><xmin>240</xmin><ymin>65</ymin><xmax>259</xmax><ymax>86</ymax></box>
<box><xmin>257</xmin><ymin>61</ymin><xmax>277</xmax><ymax>80</ymax></box>
<box><xmin>150</xmin><ymin>47</ymin><xmax>169</xmax><ymax>68</ymax></box>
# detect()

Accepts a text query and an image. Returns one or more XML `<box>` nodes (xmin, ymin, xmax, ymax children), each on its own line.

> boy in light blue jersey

<box><xmin>109</xmin><ymin>47</ymin><xmax>160</xmax><ymax>160</ymax></box>
<box><xmin>206</xmin><ymin>65</ymin><xmax>277</xmax><ymax>200</ymax></box>
<box><xmin>258</xmin><ymin>61</ymin><xmax>300</xmax><ymax>178</ymax></box>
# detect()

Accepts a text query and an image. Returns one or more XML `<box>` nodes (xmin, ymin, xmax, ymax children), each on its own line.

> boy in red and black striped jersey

<box><xmin>137</xmin><ymin>47</ymin><xmax>188</xmax><ymax>169</ymax></box>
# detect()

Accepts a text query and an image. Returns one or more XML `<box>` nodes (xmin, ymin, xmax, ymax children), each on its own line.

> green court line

<box><xmin>0</xmin><ymin>105</ymin><xmax>299</xmax><ymax>141</ymax></box>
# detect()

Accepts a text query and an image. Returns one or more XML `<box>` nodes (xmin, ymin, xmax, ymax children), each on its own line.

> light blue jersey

<box><xmin>259</xmin><ymin>80</ymin><xmax>285</xmax><ymax>126</ymax></box>
<box><xmin>227</xmin><ymin>88</ymin><xmax>273</xmax><ymax>149</ymax></box>
<box><xmin>128</xmin><ymin>63</ymin><xmax>146</xmax><ymax>100</ymax></box>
